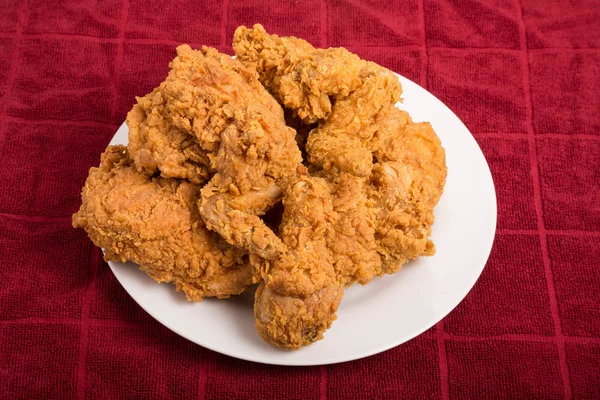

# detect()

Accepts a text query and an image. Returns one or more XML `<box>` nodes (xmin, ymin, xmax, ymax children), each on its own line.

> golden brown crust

<box><xmin>252</xmin><ymin>177</ymin><xmax>343</xmax><ymax>349</ymax></box>
<box><xmin>127</xmin><ymin>92</ymin><xmax>211</xmax><ymax>184</ymax></box>
<box><xmin>72</xmin><ymin>146</ymin><xmax>251</xmax><ymax>301</ymax></box>
<box><xmin>234</xmin><ymin>24</ymin><xmax>401</xmax><ymax>126</ymax></box>
<box><xmin>319</xmin><ymin>172</ymin><xmax>383</xmax><ymax>287</ymax></box>
<box><xmin>127</xmin><ymin>44</ymin><xmax>304</xmax><ymax>258</ymax></box>
<box><xmin>166</xmin><ymin>46</ymin><xmax>305</xmax><ymax>258</ymax></box>
<box><xmin>235</xmin><ymin>25</ymin><xmax>446</xmax><ymax>279</ymax></box>
<box><xmin>306</xmin><ymin>70</ymin><xmax>402</xmax><ymax>177</ymax></box>
<box><xmin>127</xmin><ymin>44</ymin><xmax>288</xmax><ymax>185</ymax></box>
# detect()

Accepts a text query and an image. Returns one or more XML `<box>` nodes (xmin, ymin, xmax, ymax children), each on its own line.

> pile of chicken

<box><xmin>73</xmin><ymin>25</ymin><xmax>447</xmax><ymax>350</ymax></box>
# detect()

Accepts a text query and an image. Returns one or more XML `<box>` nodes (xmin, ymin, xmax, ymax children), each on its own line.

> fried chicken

<box><xmin>74</xmin><ymin>29</ymin><xmax>448</xmax><ymax>351</ymax></box>
<box><xmin>235</xmin><ymin>26</ymin><xmax>446</xmax><ymax>278</ymax></box>
<box><xmin>127</xmin><ymin>91</ymin><xmax>211</xmax><ymax>185</ymax></box>
<box><xmin>233</xmin><ymin>24</ymin><xmax>400</xmax><ymax>125</ymax></box>
<box><xmin>127</xmin><ymin>44</ymin><xmax>283</xmax><ymax>185</ymax></box>
<box><xmin>72</xmin><ymin>145</ymin><xmax>251</xmax><ymax>301</ymax></box>
<box><xmin>252</xmin><ymin>177</ymin><xmax>343</xmax><ymax>349</ymax></box>
<box><xmin>306</xmin><ymin>71</ymin><xmax>401</xmax><ymax>177</ymax></box>
<box><xmin>234</xmin><ymin>24</ymin><xmax>402</xmax><ymax>177</ymax></box>
<box><xmin>369</xmin><ymin>107</ymin><xmax>447</xmax><ymax>272</ymax></box>
<box><xmin>317</xmin><ymin>171</ymin><xmax>382</xmax><ymax>287</ymax></box>
<box><xmin>312</xmin><ymin>110</ymin><xmax>447</xmax><ymax>279</ymax></box>
<box><xmin>127</xmin><ymin>44</ymin><xmax>305</xmax><ymax>259</ymax></box>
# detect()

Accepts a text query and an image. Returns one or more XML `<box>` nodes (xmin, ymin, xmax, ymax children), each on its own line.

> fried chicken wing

<box><xmin>233</xmin><ymin>24</ymin><xmax>322</xmax><ymax>121</ymax></box>
<box><xmin>72</xmin><ymin>145</ymin><xmax>251</xmax><ymax>301</ymax></box>
<box><xmin>199</xmin><ymin>177</ymin><xmax>287</xmax><ymax>260</ymax></box>
<box><xmin>252</xmin><ymin>177</ymin><xmax>343</xmax><ymax>349</ymax></box>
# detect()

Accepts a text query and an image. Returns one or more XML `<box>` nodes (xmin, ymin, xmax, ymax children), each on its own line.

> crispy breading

<box><xmin>127</xmin><ymin>91</ymin><xmax>211</xmax><ymax>184</ymax></box>
<box><xmin>369</xmin><ymin>107</ymin><xmax>447</xmax><ymax>271</ymax></box>
<box><xmin>252</xmin><ymin>177</ymin><xmax>343</xmax><ymax>349</ymax></box>
<box><xmin>127</xmin><ymin>44</ymin><xmax>304</xmax><ymax>259</ymax></box>
<box><xmin>72</xmin><ymin>146</ymin><xmax>251</xmax><ymax>301</ymax></box>
<box><xmin>235</xmin><ymin>25</ymin><xmax>446</xmax><ymax>276</ymax></box>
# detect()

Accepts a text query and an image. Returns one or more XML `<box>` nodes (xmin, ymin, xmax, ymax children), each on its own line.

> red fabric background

<box><xmin>0</xmin><ymin>0</ymin><xmax>599</xmax><ymax>399</ymax></box>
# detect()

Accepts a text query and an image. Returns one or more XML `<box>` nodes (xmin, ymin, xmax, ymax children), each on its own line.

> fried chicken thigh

<box><xmin>72</xmin><ymin>145</ymin><xmax>251</xmax><ymax>301</ymax></box>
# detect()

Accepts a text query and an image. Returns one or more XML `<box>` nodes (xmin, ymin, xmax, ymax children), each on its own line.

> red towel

<box><xmin>0</xmin><ymin>0</ymin><xmax>598</xmax><ymax>399</ymax></box>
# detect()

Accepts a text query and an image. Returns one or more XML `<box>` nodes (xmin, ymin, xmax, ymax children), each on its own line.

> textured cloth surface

<box><xmin>1</xmin><ymin>1</ymin><xmax>599</xmax><ymax>399</ymax></box>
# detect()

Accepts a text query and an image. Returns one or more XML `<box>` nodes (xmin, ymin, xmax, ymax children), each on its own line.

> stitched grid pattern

<box><xmin>0</xmin><ymin>0</ymin><xmax>598</xmax><ymax>398</ymax></box>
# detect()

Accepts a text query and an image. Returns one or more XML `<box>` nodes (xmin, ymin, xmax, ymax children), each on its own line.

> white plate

<box><xmin>107</xmin><ymin>73</ymin><xmax>497</xmax><ymax>366</ymax></box>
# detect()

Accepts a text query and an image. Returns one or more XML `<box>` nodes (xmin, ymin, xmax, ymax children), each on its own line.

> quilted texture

<box><xmin>0</xmin><ymin>0</ymin><xmax>598</xmax><ymax>399</ymax></box>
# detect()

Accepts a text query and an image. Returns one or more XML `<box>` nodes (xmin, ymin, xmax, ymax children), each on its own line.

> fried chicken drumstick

<box><xmin>252</xmin><ymin>177</ymin><xmax>343</xmax><ymax>349</ymax></box>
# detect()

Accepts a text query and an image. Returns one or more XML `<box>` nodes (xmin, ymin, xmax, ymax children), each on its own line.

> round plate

<box><xmin>107</xmin><ymin>73</ymin><xmax>497</xmax><ymax>366</ymax></box>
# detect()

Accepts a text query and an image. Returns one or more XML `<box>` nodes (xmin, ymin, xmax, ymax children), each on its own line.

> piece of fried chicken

<box><xmin>127</xmin><ymin>90</ymin><xmax>211</xmax><ymax>185</ymax></box>
<box><xmin>72</xmin><ymin>145</ymin><xmax>252</xmax><ymax>301</ymax></box>
<box><xmin>252</xmin><ymin>176</ymin><xmax>343</xmax><ymax>349</ymax></box>
<box><xmin>234</xmin><ymin>24</ymin><xmax>402</xmax><ymax>178</ymax></box>
<box><xmin>369</xmin><ymin>107</ymin><xmax>447</xmax><ymax>272</ymax></box>
<box><xmin>314</xmin><ymin>110</ymin><xmax>447</xmax><ymax>281</ymax></box>
<box><xmin>127</xmin><ymin>44</ymin><xmax>283</xmax><ymax>184</ymax></box>
<box><xmin>128</xmin><ymin>45</ymin><xmax>305</xmax><ymax>259</ymax></box>
<box><xmin>234</xmin><ymin>24</ymin><xmax>369</xmax><ymax>124</ymax></box>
